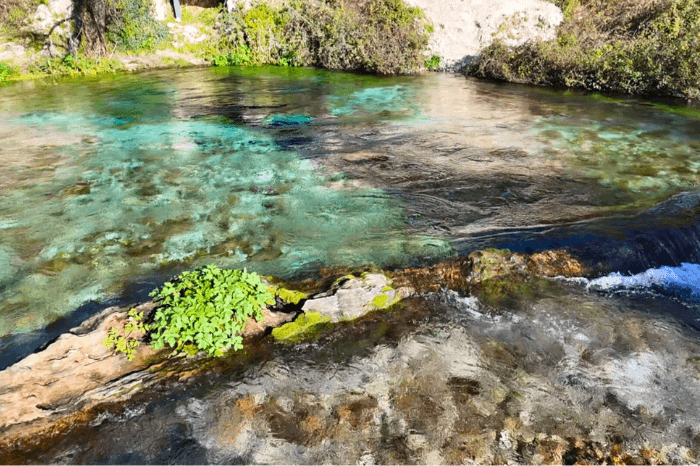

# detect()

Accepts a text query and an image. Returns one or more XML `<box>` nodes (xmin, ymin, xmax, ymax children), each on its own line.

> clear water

<box><xmin>2</xmin><ymin>67</ymin><xmax>700</xmax><ymax>339</ymax></box>
<box><xmin>4</xmin><ymin>66</ymin><xmax>700</xmax><ymax>464</ymax></box>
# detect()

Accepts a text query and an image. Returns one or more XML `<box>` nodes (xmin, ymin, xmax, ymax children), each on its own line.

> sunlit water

<box><xmin>3</xmin><ymin>66</ymin><xmax>700</xmax><ymax>463</ymax></box>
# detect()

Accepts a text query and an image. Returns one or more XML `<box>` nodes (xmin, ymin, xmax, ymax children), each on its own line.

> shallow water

<box><xmin>2</xmin><ymin>67</ymin><xmax>700</xmax><ymax>342</ymax></box>
<box><xmin>3</xmin><ymin>66</ymin><xmax>700</xmax><ymax>462</ymax></box>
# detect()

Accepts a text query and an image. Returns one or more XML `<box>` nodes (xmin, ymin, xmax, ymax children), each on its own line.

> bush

<box><xmin>213</xmin><ymin>0</ymin><xmax>431</xmax><ymax>74</ymax></box>
<box><xmin>474</xmin><ymin>0</ymin><xmax>700</xmax><ymax>99</ymax></box>
<box><xmin>107</xmin><ymin>0</ymin><xmax>169</xmax><ymax>52</ymax></box>
<box><xmin>0</xmin><ymin>62</ymin><xmax>19</xmax><ymax>82</ymax></box>
<box><xmin>148</xmin><ymin>265</ymin><xmax>274</xmax><ymax>356</ymax></box>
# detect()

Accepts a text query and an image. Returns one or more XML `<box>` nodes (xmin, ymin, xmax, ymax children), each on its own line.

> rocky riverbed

<box><xmin>3</xmin><ymin>249</ymin><xmax>700</xmax><ymax>464</ymax></box>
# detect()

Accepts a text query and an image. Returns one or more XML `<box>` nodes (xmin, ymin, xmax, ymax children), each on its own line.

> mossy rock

<box><xmin>271</xmin><ymin>311</ymin><xmax>332</xmax><ymax>343</ymax></box>
<box><xmin>269</xmin><ymin>285</ymin><xmax>308</xmax><ymax>305</ymax></box>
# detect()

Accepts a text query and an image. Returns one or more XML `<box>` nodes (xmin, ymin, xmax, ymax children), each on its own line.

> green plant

<box><xmin>212</xmin><ymin>45</ymin><xmax>253</xmax><ymax>66</ymax></box>
<box><xmin>107</xmin><ymin>0</ymin><xmax>168</xmax><ymax>51</ymax></box>
<box><xmin>0</xmin><ymin>62</ymin><xmax>18</xmax><ymax>82</ymax></box>
<box><xmin>103</xmin><ymin>308</ymin><xmax>150</xmax><ymax>361</ymax></box>
<box><xmin>424</xmin><ymin>54</ymin><xmax>440</xmax><ymax>70</ymax></box>
<box><xmin>149</xmin><ymin>265</ymin><xmax>274</xmax><ymax>356</ymax></box>
<box><xmin>476</xmin><ymin>0</ymin><xmax>700</xmax><ymax>99</ymax></box>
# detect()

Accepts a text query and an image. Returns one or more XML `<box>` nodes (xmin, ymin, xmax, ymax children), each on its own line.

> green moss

<box><xmin>372</xmin><ymin>294</ymin><xmax>389</xmax><ymax>308</ymax></box>
<box><xmin>271</xmin><ymin>311</ymin><xmax>332</xmax><ymax>342</ymax></box>
<box><xmin>381</xmin><ymin>285</ymin><xmax>393</xmax><ymax>292</ymax></box>
<box><xmin>271</xmin><ymin>286</ymin><xmax>308</xmax><ymax>305</ymax></box>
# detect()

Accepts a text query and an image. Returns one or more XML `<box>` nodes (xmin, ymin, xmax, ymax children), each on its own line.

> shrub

<box><xmin>0</xmin><ymin>62</ymin><xmax>19</xmax><ymax>82</ymax></box>
<box><xmin>148</xmin><ymin>265</ymin><xmax>274</xmax><ymax>356</ymax></box>
<box><xmin>107</xmin><ymin>0</ymin><xmax>169</xmax><ymax>52</ymax></box>
<box><xmin>213</xmin><ymin>0</ymin><xmax>431</xmax><ymax>74</ymax></box>
<box><xmin>475</xmin><ymin>0</ymin><xmax>700</xmax><ymax>99</ymax></box>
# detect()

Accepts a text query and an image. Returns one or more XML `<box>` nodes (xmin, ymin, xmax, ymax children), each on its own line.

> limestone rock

<box><xmin>404</xmin><ymin>0</ymin><xmax>563</xmax><ymax>71</ymax></box>
<box><xmin>302</xmin><ymin>273</ymin><xmax>401</xmax><ymax>322</ymax></box>
<box><xmin>29</xmin><ymin>0</ymin><xmax>73</xmax><ymax>36</ymax></box>
<box><xmin>0</xmin><ymin>43</ymin><xmax>26</xmax><ymax>63</ymax></box>
<box><xmin>153</xmin><ymin>0</ymin><xmax>169</xmax><ymax>21</ymax></box>
<box><xmin>0</xmin><ymin>302</ymin><xmax>157</xmax><ymax>430</ymax></box>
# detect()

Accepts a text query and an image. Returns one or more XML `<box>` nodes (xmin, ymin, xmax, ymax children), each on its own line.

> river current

<box><xmin>2</xmin><ymin>67</ymin><xmax>700</xmax><ymax>463</ymax></box>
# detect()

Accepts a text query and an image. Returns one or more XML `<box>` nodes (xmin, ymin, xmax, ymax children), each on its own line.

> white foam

<box><xmin>588</xmin><ymin>263</ymin><xmax>700</xmax><ymax>299</ymax></box>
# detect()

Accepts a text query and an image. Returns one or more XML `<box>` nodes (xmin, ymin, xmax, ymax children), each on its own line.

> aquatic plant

<box><xmin>149</xmin><ymin>265</ymin><xmax>275</xmax><ymax>356</ymax></box>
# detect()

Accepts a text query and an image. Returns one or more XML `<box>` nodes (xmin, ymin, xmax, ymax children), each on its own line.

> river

<box><xmin>2</xmin><ymin>66</ymin><xmax>700</xmax><ymax>463</ymax></box>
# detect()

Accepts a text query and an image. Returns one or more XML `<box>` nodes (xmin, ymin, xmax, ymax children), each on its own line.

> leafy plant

<box><xmin>0</xmin><ymin>62</ymin><xmax>18</xmax><ymax>83</ymax></box>
<box><xmin>424</xmin><ymin>54</ymin><xmax>440</xmax><ymax>70</ymax></box>
<box><xmin>149</xmin><ymin>265</ymin><xmax>274</xmax><ymax>356</ymax></box>
<box><xmin>107</xmin><ymin>0</ymin><xmax>168</xmax><ymax>52</ymax></box>
<box><xmin>102</xmin><ymin>308</ymin><xmax>150</xmax><ymax>361</ymax></box>
<box><xmin>213</xmin><ymin>0</ymin><xmax>431</xmax><ymax>74</ymax></box>
<box><xmin>212</xmin><ymin>45</ymin><xmax>253</xmax><ymax>66</ymax></box>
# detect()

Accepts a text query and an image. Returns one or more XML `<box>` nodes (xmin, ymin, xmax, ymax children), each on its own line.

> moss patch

<box><xmin>271</xmin><ymin>311</ymin><xmax>332</xmax><ymax>343</ymax></box>
<box><xmin>269</xmin><ymin>286</ymin><xmax>308</xmax><ymax>305</ymax></box>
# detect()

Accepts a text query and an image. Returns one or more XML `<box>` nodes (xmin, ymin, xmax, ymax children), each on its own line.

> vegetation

<box><xmin>102</xmin><ymin>308</ymin><xmax>149</xmax><ymax>361</ymax></box>
<box><xmin>107</xmin><ymin>0</ymin><xmax>169</xmax><ymax>52</ymax></box>
<box><xmin>0</xmin><ymin>62</ymin><xmax>19</xmax><ymax>82</ymax></box>
<box><xmin>213</xmin><ymin>0</ymin><xmax>432</xmax><ymax>74</ymax></box>
<box><xmin>103</xmin><ymin>265</ymin><xmax>275</xmax><ymax>359</ymax></box>
<box><xmin>27</xmin><ymin>54</ymin><xmax>123</xmax><ymax>76</ymax></box>
<box><xmin>474</xmin><ymin>0</ymin><xmax>700</xmax><ymax>99</ymax></box>
<box><xmin>148</xmin><ymin>265</ymin><xmax>274</xmax><ymax>356</ymax></box>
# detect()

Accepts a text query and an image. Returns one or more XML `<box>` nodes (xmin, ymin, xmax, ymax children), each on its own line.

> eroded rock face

<box><xmin>0</xmin><ymin>303</ymin><xmax>157</xmax><ymax>431</ymax></box>
<box><xmin>404</xmin><ymin>0</ymin><xmax>563</xmax><ymax>70</ymax></box>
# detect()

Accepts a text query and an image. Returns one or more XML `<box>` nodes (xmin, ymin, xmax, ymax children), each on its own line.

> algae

<box><xmin>271</xmin><ymin>311</ymin><xmax>332</xmax><ymax>343</ymax></box>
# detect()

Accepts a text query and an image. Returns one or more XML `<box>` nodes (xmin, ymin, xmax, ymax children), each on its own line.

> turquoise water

<box><xmin>2</xmin><ymin>67</ymin><xmax>700</xmax><ymax>339</ymax></box>
<box><xmin>0</xmin><ymin>68</ymin><xmax>447</xmax><ymax>336</ymax></box>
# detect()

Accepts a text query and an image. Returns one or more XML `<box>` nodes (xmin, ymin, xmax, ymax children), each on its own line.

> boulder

<box><xmin>0</xmin><ymin>43</ymin><xmax>26</xmax><ymax>63</ymax></box>
<box><xmin>301</xmin><ymin>273</ymin><xmax>402</xmax><ymax>322</ymax></box>
<box><xmin>404</xmin><ymin>0</ymin><xmax>563</xmax><ymax>70</ymax></box>
<box><xmin>0</xmin><ymin>302</ymin><xmax>158</xmax><ymax>431</ymax></box>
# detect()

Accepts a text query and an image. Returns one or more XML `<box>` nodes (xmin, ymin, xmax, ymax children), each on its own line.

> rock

<box><xmin>28</xmin><ymin>0</ymin><xmax>73</xmax><ymax>36</ymax></box>
<box><xmin>394</xmin><ymin>248</ymin><xmax>588</xmax><ymax>295</ymax></box>
<box><xmin>0</xmin><ymin>302</ymin><xmax>157</xmax><ymax>430</ymax></box>
<box><xmin>153</xmin><ymin>0</ymin><xmax>169</xmax><ymax>21</ymax></box>
<box><xmin>403</xmin><ymin>0</ymin><xmax>563</xmax><ymax>70</ymax></box>
<box><xmin>241</xmin><ymin>307</ymin><xmax>296</xmax><ymax>337</ymax></box>
<box><xmin>301</xmin><ymin>273</ymin><xmax>402</xmax><ymax>322</ymax></box>
<box><xmin>0</xmin><ymin>42</ymin><xmax>26</xmax><ymax>63</ymax></box>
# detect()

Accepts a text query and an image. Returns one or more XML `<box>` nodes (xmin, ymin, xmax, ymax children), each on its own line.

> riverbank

<box><xmin>3</xmin><ymin>0</ymin><xmax>700</xmax><ymax>101</ymax></box>
<box><xmin>1</xmin><ymin>0</ymin><xmax>564</xmax><ymax>81</ymax></box>
<box><xmin>473</xmin><ymin>0</ymin><xmax>700</xmax><ymax>100</ymax></box>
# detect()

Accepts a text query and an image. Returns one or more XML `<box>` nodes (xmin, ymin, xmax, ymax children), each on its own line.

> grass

<box><xmin>473</xmin><ymin>0</ymin><xmax>700</xmax><ymax>100</ymax></box>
